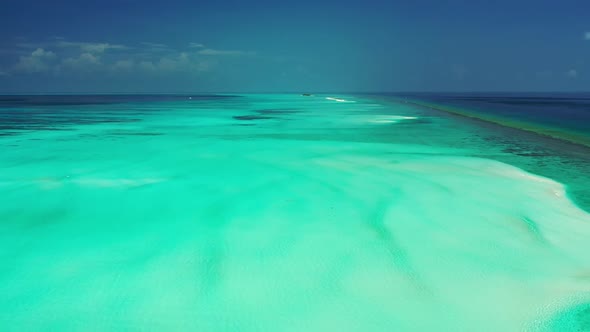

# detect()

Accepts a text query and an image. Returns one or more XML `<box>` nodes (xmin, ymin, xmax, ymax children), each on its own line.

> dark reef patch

<box><xmin>0</xmin><ymin>94</ymin><xmax>239</xmax><ymax>107</ymax></box>
<box><xmin>0</xmin><ymin>109</ymin><xmax>142</xmax><ymax>136</ymax></box>
<box><xmin>108</xmin><ymin>131</ymin><xmax>164</xmax><ymax>136</ymax></box>
<box><xmin>501</xmin><ymin>147</ymin><xmax>552</xmax><ymax>157</ymax></box>
<box><xmin>233</xmin><ymin>115</ymin><xmax>274</xmax><ymax>121</ymax></box>
<box><xmin>394</xmin><ymin>118</ymin><xmax>432</xmax><ymax>126</ymax></box>
<box><xmin>99</xmin><ymin>118</ymin><xmax>142</xmax><ymax>123</ymax></box>
<box><xmin>254</xmin><ymin>109</ymin><xmax>301</xmax><ymax>115</ymax></box>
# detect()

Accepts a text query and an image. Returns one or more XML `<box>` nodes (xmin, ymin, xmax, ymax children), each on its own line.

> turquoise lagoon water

<box><xmin>1</xmin><ymin>94</ymin><xmax>590</xmax><ymax>331</ymax></box>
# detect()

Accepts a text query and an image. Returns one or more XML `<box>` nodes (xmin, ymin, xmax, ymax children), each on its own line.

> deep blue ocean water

<box><xmin>391</xmin><ymin>93</ymin><xmax>590</xmax><ymax>145</ymax></box>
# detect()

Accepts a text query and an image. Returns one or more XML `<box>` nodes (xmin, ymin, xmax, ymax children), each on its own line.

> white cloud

<box><xmin>140</xmin><ymin>42</ymin><xmax>168</xmax><ymax>48</ymax></box>
<box><xmin>15</xmin><ymin>39</ymin><xmax>128</xmax><ymax>54</ymax></box>
<box><xmin>157</xmin><ymin>52</ymin><xmax>209</xmax><ymax>72</ymax></box>
<box><xmin>56</xmin><ymin>41</ymin><xmax>128</xmax><ymax>53</ymax></box>
<box><xmin>585</xmin><ymin>32</ymin><xmax>590</xmax><ymax>40</ymax></box>
<box><xmin>190</xmin><ymin>43</ymin><xmax>254</xmax><ymax>57</ymax></box>
<box><xmin>31</xmin><ymin>48</ymin><xmax>55</xmax><ymax>58</ymax></box>
<box><xmin>13</xmin><ymin>48</ymin><xmax>56</xmax><ymax>73</ymax></box>
<box><xmin>129</xmin><ymin>52</ymin><xmax>213</xmax><ymax>74</ymax></box>
<box><xmin>566</xmin><ymin>69</ymin><xmax>578</xmax><ymax>78</ymax></box>
<box><xmin>60</xmin><ymin>53</ymin><xmax>101</xmax><ymax>71</ymax></box>
<box><xmin>197</xmin><ymin>48</ymin><xmax>251</xmax><ymax>56</ymax></box>
<box><xmin>6</xmin><ymin>38</ymin><xmax>253</xmax><ymax>77</ymax></box>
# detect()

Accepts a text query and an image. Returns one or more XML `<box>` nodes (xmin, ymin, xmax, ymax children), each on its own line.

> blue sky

<box><xmin>1</xmin><ymin>0</ymin><xmax>589</xmax><ymax>93</ymax></box>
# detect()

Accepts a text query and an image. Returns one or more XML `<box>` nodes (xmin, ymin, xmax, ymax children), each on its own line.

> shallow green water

<box><xmin>1</xmin><ymin>94</ymin><xmax>590</xmax><ymax>331</ymax></box>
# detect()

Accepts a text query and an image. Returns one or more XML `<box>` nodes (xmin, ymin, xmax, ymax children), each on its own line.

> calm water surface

<box><xmin>1</xmin><ymin>94</ymin><xmax>589</xmax><ymax>331</ymax></box>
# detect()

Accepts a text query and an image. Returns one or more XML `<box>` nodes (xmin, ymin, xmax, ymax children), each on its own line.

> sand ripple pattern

<box><xmin>0</xmin><ymin>94</ymin><xmax>589</xmax><ymax>331</ymax></box>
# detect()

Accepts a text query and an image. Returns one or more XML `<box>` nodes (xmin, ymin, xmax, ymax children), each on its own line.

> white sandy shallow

<box><xmin>0</xmin><ymin>95</ymin><xmax>589</xmax><ymax>331</ymax></box>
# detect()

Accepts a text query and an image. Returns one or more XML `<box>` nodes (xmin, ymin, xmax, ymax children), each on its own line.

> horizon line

<box><xmin>2</xmin><ymin>91</ymin><xmax>590</xmax><ymax>96</ymax></box>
